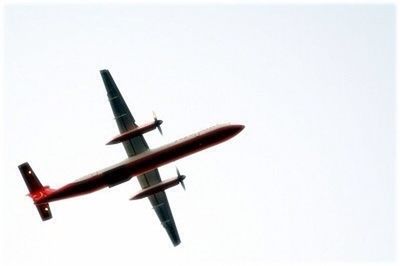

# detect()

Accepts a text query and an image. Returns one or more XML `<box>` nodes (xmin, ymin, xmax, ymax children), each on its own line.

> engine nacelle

<box><xmin>107</xmin><ymin>119</ymin><xmax>162</xmax><ymax>145</ymax></box>
<box><xmin>130</xmin><ymin>169</ymin><xmax>186</xmax><ymax>200</ymax></box>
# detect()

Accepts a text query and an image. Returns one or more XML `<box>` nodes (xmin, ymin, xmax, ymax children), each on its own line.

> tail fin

<box><xmin>18</xmin><ymin>162</ymin><xmax>53</xmax><ymax>221</ymax></box>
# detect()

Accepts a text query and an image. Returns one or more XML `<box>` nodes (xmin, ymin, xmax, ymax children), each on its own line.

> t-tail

<box><xmin>18</xmin><ymin>162</ymin><xmax>54</xmax><ymax>221</ymax></box>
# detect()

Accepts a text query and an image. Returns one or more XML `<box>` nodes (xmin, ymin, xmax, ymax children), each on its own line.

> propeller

<box><xmin>152</xmin><ymin>111</ymin><xmax>163</xmax><ymax>135</ymax></box>
<box><xmin>176</xmin><ymin>167</ymin><xmax>186</xmax><ymax>190</ymax></box>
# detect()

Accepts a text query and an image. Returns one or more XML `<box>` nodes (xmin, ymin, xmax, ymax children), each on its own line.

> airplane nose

<box><xmin>231</xmin><ymin>124</ymin><xmax>245</xmax><ymax>134</ymax></box>
<box><xmin>235</xmin><ymin>124</ymin><xmax>245</xmax><ymax>130</ymax></box>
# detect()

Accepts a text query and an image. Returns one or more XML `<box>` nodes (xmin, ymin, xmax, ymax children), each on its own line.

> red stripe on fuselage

<box><xmin>35</xmin><ymin>124</ymin><xmax>243</xmax><ymax>204</ymax></box>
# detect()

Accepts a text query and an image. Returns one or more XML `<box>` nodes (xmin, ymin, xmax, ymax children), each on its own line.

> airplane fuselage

<box><xmin>35</xmin><ymin>124</ymin><xmax>243</xmax><ymax>204</ymax></box>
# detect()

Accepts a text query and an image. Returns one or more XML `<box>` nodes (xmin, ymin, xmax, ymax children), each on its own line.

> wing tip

<box><xmin>173</xmin><ymin>239</ymin><xmax>181</xmax><ymax>247</ymax></box>
<box><xmin>100</xmin><ymin>69</ymin><xmax>110</xmax><ymax>76</ymax></box>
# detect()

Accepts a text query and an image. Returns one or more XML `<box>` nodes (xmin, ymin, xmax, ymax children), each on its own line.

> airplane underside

<box><xmin>18</xmin><ymin>69</ymin><xmax>244</xmax><ymax>247</ymax></box>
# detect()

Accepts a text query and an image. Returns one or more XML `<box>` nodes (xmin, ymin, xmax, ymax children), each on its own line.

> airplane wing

<box><xmin>100</xmin><ymin>69</ymin><xmax>181</xmax><ymax>246</ymax></box>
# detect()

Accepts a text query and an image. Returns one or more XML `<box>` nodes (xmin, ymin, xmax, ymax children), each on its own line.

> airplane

<box><xmin>18</xmin><ymin>69</ymin><xmax>244</xmax><ymax>246</ymax></box>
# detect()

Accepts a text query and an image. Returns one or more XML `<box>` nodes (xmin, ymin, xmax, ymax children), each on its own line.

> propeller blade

<box><xmin>157</xmin><ymin>125</ymin><xmax>163</xmax><ymax>135</ymax></box>
<box><xmin>176</xmin><ymin>167</ymin><xmax>186</xmax><ymax>190</ymax></box>
<box><xmin>153</xmin><ymin>111</ymin><xmax>163</xmax><ymax>135</ymax></box>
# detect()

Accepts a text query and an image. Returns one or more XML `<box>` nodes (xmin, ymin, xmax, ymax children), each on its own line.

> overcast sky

<box><xmin>2</xmin><ymin>4</ymin><xmax>395</xmax><ymax>265</ymax></box>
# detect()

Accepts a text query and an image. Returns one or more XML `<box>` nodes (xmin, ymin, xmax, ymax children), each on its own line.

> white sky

<box><xmin>1</xmin><ymin>4</ymin><xmax>395</xmax><ymax>265</ymax></box>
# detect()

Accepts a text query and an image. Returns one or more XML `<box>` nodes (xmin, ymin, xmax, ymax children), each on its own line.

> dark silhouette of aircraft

<box><xmin>18</xmin><ymin>70</ymin><xmax>244</xmax><ymax>246</ymax></box>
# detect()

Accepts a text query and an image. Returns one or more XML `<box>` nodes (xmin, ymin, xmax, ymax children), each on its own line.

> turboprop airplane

<box><xmin>18</xmin><ymin>70</ymin><xmax>244</xmax><ymax>246</ymax></box>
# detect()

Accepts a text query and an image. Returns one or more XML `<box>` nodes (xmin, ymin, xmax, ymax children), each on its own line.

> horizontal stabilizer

<box><xmin>18</xmin><ymin>162</ymin><xmax>53</xmax><ymax>221</ymax></box>
<box><xmin>36</xmin><ymin>203</ymin><xmax>52</xmax><ymax>221</ymax></box>
<box><xmin>19</xmin><ymin>162</ymin><xmax>43</xmax><ymax>194</ymax></box>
